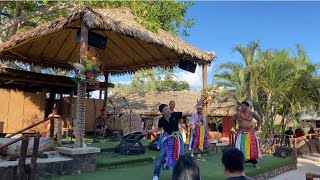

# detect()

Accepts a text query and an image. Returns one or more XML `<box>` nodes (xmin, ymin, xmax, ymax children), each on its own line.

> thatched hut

<box><xmin>107</xmin><ymin>90</ymin><xmax>238</xmax><ymax>138</ymax></box>
<box><xmin>0</xmin><ymin>6</ymin><xmax>215</xmax><ymax>145</ymax></box>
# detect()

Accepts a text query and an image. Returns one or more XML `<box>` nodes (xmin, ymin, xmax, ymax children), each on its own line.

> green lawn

<box><xmin>43</xmin><ymin>154</ymin><xmax>296</xmax><ymax>180</ymax></box>
<box><xmin>61</xmin><ymin>136</ymin><xmax>151</xmax><ymax>152</ymax></box>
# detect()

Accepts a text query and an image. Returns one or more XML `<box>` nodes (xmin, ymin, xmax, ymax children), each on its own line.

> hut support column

<box><xmin>202</xmin><ymin>64</ymin><xmax>208</xmax><ymax>116</ymax></box>
<box><xmin>75</xmin><ymin>21</ymin><xmax>88</xmax><ymax>148</ymax></box>
<box><xmin>104</xmin><ymin>73</ymin><xmax>109</xmax><ymax>113</ymax></box>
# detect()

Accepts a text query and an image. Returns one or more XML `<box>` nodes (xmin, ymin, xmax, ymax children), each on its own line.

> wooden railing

<box><xmin>0</xmin><ymin>134</ymin><xmax>41</xmax><ymax>180</ymax></box>
<box><xmin>0</xmin><ymin>116</ymin><xmax>62</xmax><ymax>179</ymax></box>
<box><xmin>6</xmin><ymin>116</ymin><xmax>63</xmax><ymax>143</ymax></box>
<box><xmin>289</xmin><ymin>133</ymin><xmax>320</xmax><ymax>148</ymax></box>
<box><xmin>306</xmin><ymin>172</ymin><xmax>320</xmax><ymax>180</ymax></box>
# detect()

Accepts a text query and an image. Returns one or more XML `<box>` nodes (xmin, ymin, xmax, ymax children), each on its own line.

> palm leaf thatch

<box><xmin>107</xmin><ymin>90</ymin><xmax>238</xmax><ymax>116</ymax></box>
<box><xmin>0</xmin><ymin>6</ymin><xmax>215</xmax><ymax>75</ymax></box>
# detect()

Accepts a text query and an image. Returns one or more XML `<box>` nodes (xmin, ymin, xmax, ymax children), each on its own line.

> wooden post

<box><xmin>29</xmin><ymin>135</ymin><xmax>40</xmax><ymax>180</ymax></box>
<box><xmin>50</xmin><ymin>118</ymin><xmax>54</xmax><ymax>138</ymax></box>
<box><xmin>99</xmin><ymin>90</ymin><xmax>102</xmax><ymax>99</ymax></box>
<box><xmin>16</xmin><ymin>136</ymin><xmax>29</xmax><ymax>180</ymax></box>
<box><xmin>41</xmin><ymin>88</ymin><xmax>48</xmax><ymax>119</ymax></box>
<box><xmin>75</xmin><ymin>20</ymin><xmax>89</xmax><ymax>148</ymax></box>
<box><xmin>104</xmin><ymin>73</ymin><xmax>109</xmax><ymax>113</ymax></box>
<box><xmin>202</xmin><ymin>64</ymin><xmax>208</xmax><ymax>116</ymax></box>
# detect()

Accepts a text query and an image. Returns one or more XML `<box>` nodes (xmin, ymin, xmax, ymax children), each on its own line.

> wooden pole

<box><xmin>41</xmin><ymin>88</ymin><xmax>48</xmax><ymax>119</ymax></box>
<box><xmin>16</xmin><ymin>137</ymin><xmax>29</xmax><ymax>180</ymax></box>
<box><xmin>202</xmin><ymin>64</ymin><xmax>208</xmax><ymax>116</ymax></box>
<box><xmin>29</xmin><ymin>135</ymin><xmax>41</xmax><ymax>180</ymax></box>
<box><xmin>75</xmin><ymin>20</ymin><xmax>89</xmax><ymax>148</ymax></box>
<box><xmin>104</xmin><ymin>73</ymin><xmax>109</xmax><ymax>113</ymax></box>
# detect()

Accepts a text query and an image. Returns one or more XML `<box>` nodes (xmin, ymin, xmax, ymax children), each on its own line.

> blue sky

<box><xmin>110</xmin><ymin>1</ymin><xmax>320</xmax><ymax>89</ymax></box>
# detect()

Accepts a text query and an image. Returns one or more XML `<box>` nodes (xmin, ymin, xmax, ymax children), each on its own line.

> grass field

<box><xmin>43</xmin><ymin>153</ymin><xmax>295</xmax><ymax>180</ymax></box>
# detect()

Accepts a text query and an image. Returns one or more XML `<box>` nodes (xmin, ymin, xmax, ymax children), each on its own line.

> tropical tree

<box><xmin>232</xmin><ymin>41</ymin><xmax>260</xmax><ymax>101</ymax></box>
<box><xmin>113</xmin><ymin>68</ymin><xmax>190</xmax><ymax>93</ymax></box>
<box><xmin>213</xmin><ymin>42</ymin><xmax>320</xmax><ymax>138</ymax></box>
<box><xmin>0</xmin><ymin>1</ymin><xmax>195</xmax><ymax>41</ymax></box>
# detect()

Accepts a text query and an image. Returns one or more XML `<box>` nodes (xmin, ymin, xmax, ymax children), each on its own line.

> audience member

<box><xmin>172</xmin><ymin>155</ymin><xmax>200</xmax><ymax>180</ymax></box>
<box><xmin>222</xmin><ymin>148</ymin><xmax>253</xmax><ymax>180</ymax></box>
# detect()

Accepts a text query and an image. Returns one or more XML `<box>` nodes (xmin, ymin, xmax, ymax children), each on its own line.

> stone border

<box><xmin>252</xmin><ymin>162</ymin><xmax>297</xmax><ymax>180</ymax></box>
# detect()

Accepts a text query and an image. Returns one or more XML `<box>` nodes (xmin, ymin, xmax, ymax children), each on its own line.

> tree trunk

<box><xmin>7</xmin><ymin>1</ymin><xmax>23</xmax><ymax>39</ymax></box>
<box><xmin>0</xmin><ymin>3</ymin><xmax>75</xmax><ymax>33</ymax></box>
<box><xmin>75</xmin><ymin>82</ymin><xmax>87</xmax><ymax>148</ymax></box>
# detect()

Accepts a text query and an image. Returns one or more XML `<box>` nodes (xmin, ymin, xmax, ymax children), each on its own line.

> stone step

<box><xmin>310</xmin><ymin>153</ymin><xmax>320</xmax><ymax>158</ymax></box>
<box><xmin>302</xmin><ymin>155</ymin><xmax>320</xmax><ymax>162</ymax></box>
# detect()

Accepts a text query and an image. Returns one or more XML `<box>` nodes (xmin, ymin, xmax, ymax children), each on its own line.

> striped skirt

<box><xmin>186</xmin><ymin>125</ymin><xmax>209</xmax><ymax>151</ymax></box>
<box><xmin>235</xmin><ymin>130</ymin><xmax>261</xmax><ymax>160</ymax></box>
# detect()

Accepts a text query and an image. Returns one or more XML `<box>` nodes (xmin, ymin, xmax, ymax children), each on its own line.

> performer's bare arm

<box><xmin>251</xmin><ymin>112</ymin><xmax>262</xmax><ymax>130</ymax></box>
<box><xmin>230</xmin><ymin>113</ymin><xmax>238</xmax><ymax>132</ymax></box>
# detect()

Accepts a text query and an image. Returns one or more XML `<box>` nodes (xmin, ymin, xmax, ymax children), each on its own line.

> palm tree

<box><xmin>232</xmin><ymin>41</ymin><xmax>260</xmax><ymax>101</ymax></box>
<box><xmin>214</xmin><ymin>62</ymin><xmax>246</xmax><ymax>103</ymax></box>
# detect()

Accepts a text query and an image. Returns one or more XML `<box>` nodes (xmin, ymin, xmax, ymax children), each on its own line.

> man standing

<box><xmin>222</xmin><ymin>148</ymin><xmax>253</xmax><ymax>180</ymax></box>
<box><xmin>145</xmin><ymin>100</ymin><xmax>202</xmax><ymax>180</ymax></box>
<box><xmin>169</xmin><ymin>100</ymin><xmax>175</xmax><ymax>113</ymax></box>
<box><xmin>231</xmin><ymin>101</ymin><xmax>262</xmax><ymax>168</ymax></box>
<box><xmin>188</xmin><ymin>105</ymin><xmax>209</xmax><ymax>160</ymax></box>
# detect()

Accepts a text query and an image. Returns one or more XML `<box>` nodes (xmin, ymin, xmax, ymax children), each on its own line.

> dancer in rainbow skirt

<box><xmin>230</xmin><ymin>101</ymin><xmax>263</xmax><ymax>168</ymax></box>
<box><xmin>144</xmin><ymin>101</ymin><xmax>203</xmax><ymax>180</ymax></box>
<box><xmin>186</xmin><ymin>105</ymin><xmax>209</xmax><ymax>160</ymax></box>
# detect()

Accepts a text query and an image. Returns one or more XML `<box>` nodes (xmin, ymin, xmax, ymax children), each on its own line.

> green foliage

<box><xmin>214</xmin><ymin>41</ymin><xmax>320</xmax><ymax>137</ymax></box>
<box><xmin>0</xmin><ymin>0</ymin><xmax>195</xmax><ymax>41</ymax></box>
<box><xmin>113</xmin><ymin>68</ymin><xmax>190</xmax><ymax>93</ymax></box>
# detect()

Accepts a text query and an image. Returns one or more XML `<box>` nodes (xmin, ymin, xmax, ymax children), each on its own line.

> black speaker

<box><xmin>178</xmin><ymin>60</ymin><xmax>196</xmax><ymax>73</ymax></box>
<box><xmin>76</xmin><ymin>30</ymin><xmax>107</xmax><ymax>50</ymax></box>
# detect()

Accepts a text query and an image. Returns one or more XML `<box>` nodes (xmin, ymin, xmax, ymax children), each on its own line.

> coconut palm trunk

<box><xmin>75</xmin><ymin>81</ymin><xmax>87</xmax><ymax>147</ymax></box>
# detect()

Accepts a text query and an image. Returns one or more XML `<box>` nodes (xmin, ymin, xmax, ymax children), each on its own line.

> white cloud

<box><xmin>174</xmin><ymin>65</ymin><xmax>213</xmax><ymax>89</ymax></box>
<box><xmin>117</xmin><ymin>80</ymin><xmax>131</xmax><ymax>84</ymax></box>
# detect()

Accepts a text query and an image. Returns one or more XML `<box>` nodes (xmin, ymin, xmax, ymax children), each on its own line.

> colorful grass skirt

<box><xmin>235</xmin><ymin>130</ymin><xmax>261</xmax><ymax>160</ymax></box>
<box><xmin>161</xmin><ymin>131</ymin><xmax>183</xmax><ymax>168</ymax></box>
<box><xmin>186</xmin><ymin>125</ymin><xmax>209</xmax><ymax>151</ymax></box>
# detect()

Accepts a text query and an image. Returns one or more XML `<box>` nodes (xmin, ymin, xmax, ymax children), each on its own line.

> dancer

<box><xmin>187</xmin><ymin>105</ymin><xmax>209</xmax><ymax>160</ymax></box>
<box><xmin>231</xmin><ymin>101</ymin><xmax>262</xmax><ymax>168</ymax></box>
<box><xmin>145</xmin><ymin>100</ymin><xmax>202</xmax><ymax>180</ymax></box>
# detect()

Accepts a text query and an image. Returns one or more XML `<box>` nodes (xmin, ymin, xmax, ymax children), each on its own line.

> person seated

<box><xmin>295</xmin><ymin>126</ymin><xmax>304</xmax><ymax>138</ymax></box>
<box><xmin>222</xmin><ymin>148</ymin><xmax>253</xmax><ymax>180</ymax></box>
<box><xmin>172</xmin><ymin>155</ymin><xmax>200</xmax><ymax>180</ymax></box>
<box><xmin>218</xmin><ymin>123</ymin><xmax>223</xmax><ymax>133</ymax></box>
<box><xmin>284</xmin><ymin>127</ymin><xmax>294</xmax><ymax>144</ymax></box>
<box><xmin>308</xmin><ymin>126</ymin><xmax>316</xmax><ymax>134</ymax></box>
<box><xmin>307</xmin><ymin>127</ymin><xmax>316</xmax><ymax>139</ymax></box>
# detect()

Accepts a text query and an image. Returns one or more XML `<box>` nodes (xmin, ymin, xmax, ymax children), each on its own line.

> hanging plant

<box><xmin>200</xmin><ymin>86</ymin><xmax>218</xmax><ymax>106</ymax></box>
<box><xmin>69</xmin><ymin>52</ymin><xmax>101</xmax><ymax>87</ymax></box>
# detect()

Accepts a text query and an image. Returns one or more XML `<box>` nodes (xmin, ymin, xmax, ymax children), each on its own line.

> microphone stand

<box><xmin>109</xmin><ymin>100</ymin><xmax>117</xmax><ymax>141</ymax></box>
<box><xmin>92</xmin><ymin>98</ymin><xmax>100</xmax><ymax>143</ymax></box>
<box><xmin>123</xmin><ymin>97</ymin><xmax>133</xmax><ymax>132</ymax></box>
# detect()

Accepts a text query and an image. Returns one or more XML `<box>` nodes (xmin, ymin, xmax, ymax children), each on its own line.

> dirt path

<box><xmin>269</xmin><ymin>158</ymin><xmax>320</xmax><ymax>180</ymax></box>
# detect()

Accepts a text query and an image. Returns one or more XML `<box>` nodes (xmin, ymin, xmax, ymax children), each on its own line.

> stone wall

<box><xmin>0</xmin><ymin>149</ymin><xmax>98</xmax><ymax>179</ymax></box>
<box><xmin>252</xmin><ymin>162</ymin><xmax>297</xmax><ymax>180</ymax></box>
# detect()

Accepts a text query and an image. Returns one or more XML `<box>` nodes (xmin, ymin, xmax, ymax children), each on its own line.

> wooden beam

<box><xmin>202</xmin><ymin>64</ymin><xmax>208</xmax><ymax>116</ymax></box>
<box><xmin>104</xmin><ymin>73</ymin><xmax>109</xmax><ymax>114</ymax></box>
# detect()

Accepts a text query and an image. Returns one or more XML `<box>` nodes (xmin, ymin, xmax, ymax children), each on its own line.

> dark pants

<box><xmin>245</xmin><ymin>159</ymin><xmax>258</xmax><ymax>164</ymax></box>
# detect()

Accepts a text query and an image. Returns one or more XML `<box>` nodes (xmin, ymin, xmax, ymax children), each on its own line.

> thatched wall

<box><xmin>0</xmin><ymin>89</ymin><xmax>106</xmax><ymax>134</ymax></box>
<box><xmin>0</xmin><ymin>89</ymin><xmax>45</xmax><ymax>133</ymax></box>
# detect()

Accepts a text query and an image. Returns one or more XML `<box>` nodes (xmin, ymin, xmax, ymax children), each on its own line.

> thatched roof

<box><xmin>0</xmin><ymin>6</ymin><xmax>215</xmax><ymax>75</ymax></box>
<box><xmin>0</xmin><ymin>68</ymin><xmax>114</xmax><ymax>93</ymax></box>
<box><xmin>107</xmin><ymin>90</ymin><xmax>238</xmax><ymax>116</ymax></box>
